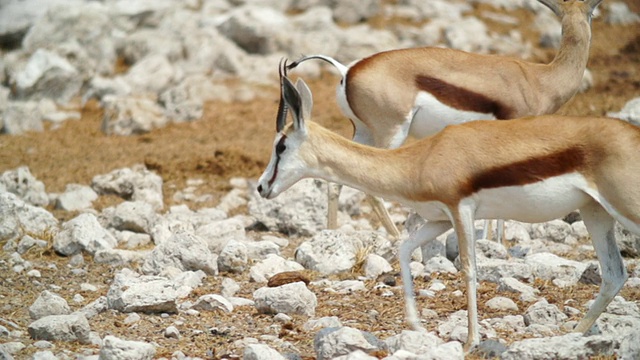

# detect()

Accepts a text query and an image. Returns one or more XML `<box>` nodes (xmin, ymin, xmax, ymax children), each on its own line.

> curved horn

<box><xmin>276</xmin><ymin>58</ymin><xmax>289</xmax><ymax>133</ymax></box>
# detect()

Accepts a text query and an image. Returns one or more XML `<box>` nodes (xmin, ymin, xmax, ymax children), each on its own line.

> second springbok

<box><xmin>288</xmin><ymin>0</ymin><xmax>603</xmax><ymax>240</ymax></box>
<box><xmin>257</xmin><ymin>66</ymin><xmax>634</xmax><ymax>351</ymax></box>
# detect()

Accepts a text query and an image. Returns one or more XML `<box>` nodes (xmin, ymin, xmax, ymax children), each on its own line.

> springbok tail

<box><xmin>287</xmin><ymin>54</ymin><xmax>348</xmax><ymax>77</ymax></box>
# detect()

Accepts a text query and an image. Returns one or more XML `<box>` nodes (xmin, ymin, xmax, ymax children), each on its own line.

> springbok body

<box><xmin>257</xmin><ymin>70</ymin><xmax>634</xmax><ymax>351</ymax></box>
<box><xmin>288</xmin><ymin>0</ymin><xmax>602</xmax><ymax>240</ymax></box>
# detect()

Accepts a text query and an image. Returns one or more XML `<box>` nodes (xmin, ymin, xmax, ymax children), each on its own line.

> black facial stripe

<box><xmin>268</xmin><ymin>135</ymin><xmax>287</xmax><ymax>187</ymax></box>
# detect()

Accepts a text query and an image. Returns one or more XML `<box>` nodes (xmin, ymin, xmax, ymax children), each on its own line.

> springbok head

<box><xmin>257</xmin><ymin>59</ymin><xmax>314</xmax><ymax>199</ymax></box>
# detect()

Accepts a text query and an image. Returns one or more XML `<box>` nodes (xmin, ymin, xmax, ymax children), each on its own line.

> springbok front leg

<box><xmin>574</xmin><ymin>201</ymin><xmax>628</xmax><ymax>333</ymax></box>
<box><xmin>327</xmin><ymin>182</ymin><xmax>341</xmax><ymax>230</ymax></box>
<box><xmin>366</xmin><ymin>194</ymin><xmax>402</xmax><ymax>239</ymax></box>
<box><xmin>399</xmin><ymin>220</ymin><xmax>452</xmax><ymax>331</ymax></box>
<box><xmin>450</xmin><ymin>203</ymin><xmax>480</xmax><ymax>351</ymax></box>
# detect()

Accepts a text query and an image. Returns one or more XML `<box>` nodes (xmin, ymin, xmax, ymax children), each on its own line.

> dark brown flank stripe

<box><xmin>463</xmin><ymin>147</ymin><xmax>587</xmax><ymax>197</ymax></box>
<box><xmin>415</xmin><ymin>75</ymin><xmax>513</xmax><ymax>120</ymax></box>
<box><xmin>268</xmin><ymin>135</ymin><xmax>287</xmax><ymax>187</ymax></box>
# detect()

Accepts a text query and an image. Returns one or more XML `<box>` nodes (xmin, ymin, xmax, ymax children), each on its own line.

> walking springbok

<box><xmin>287</xmin><ymin>0</ymin><xmax>603</xmax><ymax>241</ymax></box>
<box><xmin>257</xmin><ymin>65</ymin><xmax>633</xmax><ymax>351</ymax></box>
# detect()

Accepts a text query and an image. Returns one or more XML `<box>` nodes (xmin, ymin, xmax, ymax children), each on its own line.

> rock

<box><xmin>1</xmin><ymin>101</ymin><xmax>44</xmax><ymax>135</ymax></box>
<box><xmin>28</xmin><ymin>290</ymin><xmax>71</xmax><ymax>320</ymax></box>
<box><xmin>485</xmin><ymin>296</ymin><xmax>519</xmax><ymax>311</ymax></box>
<box><xmin>101</xmin><ymin>95</ymin><xmax>168</xmax><ymax>136</ymax></box>
<box><xmin>98</xmin><ymin>335</ymin><xmax>156</xmax><ymax>360</ymax></box>
<box><xmin>101</xmin><ymin>200</ymin><xmax>158</xmax><ymax>234</ymax></box>
<box><xmin>0</xmin><ymin>192</ymin><xmax>58</xmax><ymax>243</ymax></box>
<box><xmin>384</xmin><ymin>330</ymin><xmax>443</xmax><ymax>355</ymax></box>
<box><xmin>164</xmin><ymin>326</ymin><xmax>180</xmax><ymax>339</ymax></box>
<box><xmin>28</xmin><ymin>313</ymin><xmax>91</xmax><ymax>344</ymax></box>
<box><xmin>420</xmin><ymin>238</ymin><xmax>447</xmax><ymax>263</ymax></box>
<box><xmin>12</xmin><ymin>49</ymin><xmax>81</xmax><ymax>104</ymax></box>
<box><xmin>94</xmin><ymin>248</ymin><xmax>148</xmax><ymax>267</ymax></box>
<box><xmin>473</xmin><ymin>339</ymin><xmax>507</xmax><ymax>359</ymax></box>
<box><xmin>531</xmin><ymin>220</ymin><xmax>572</xmax><ymax>242</ymax></box>
<box><xmin>579</xmin><ymin>263</ymin><xmax>602</xmax><ymax>285</ymax></box>
<box><xmin>91</xmin><ymin>165</ymin><xmax>163</xmax><ymax>210</ymax></box>
<box><xmin>53</xmin><ymin>213</ymin><xmax>117</xmax><ymax>256</ymax></box>
<box><xmin>54</xmin><ymin>184</ymin><xmax>98</xmax><ymax>211</ymax></box>
<box><xmin>608</xmin><ymin>97</ymin><xmax>640</xmax><ymax>126</ymax></box>
<box><xmin>423</xmin><ymin>255</ymin><xmax>458</xmax><ymax>275</ymax></box>
<box><xmin>217</xmin><ymin>6</ymin><xmax>290</xmax><ymax>55</ymax></box>
<box><xmin>331</xmin><ymin>0</ymin><xmax>381</xmax><ymax>24</ymax></box>
<box><xmin>363</xmin><ymin>253</ymin><xmax>393</xmax><ymax>279</ymax></box>
<box><xmin>22</xmin><ymin>2</ymin><xmax>116</xmax><ymax>76</ymax></box>
<box><xmin>124</xmin><ymin>54</ymin><xmax>177</xmax><ymax>94</ymax></box>
<box><xmin>525</xmin><ymin>252</ymin><xmax>587</xmax><ymax>287</ymax></box>
<box><xmin>605</xmin><ymin>2</ymin><xmax>640</xmax><ymax>25</ymax></box>
<box><xmin>267</xmin><ymin>270</ymin><xmax>311</xmax><ymax>287</ymax></box>
<box><xmin>501</xmin><ymin>333</ymin><xmax>616</xmax><ymax>360</ymax></box>
<box><xmin>243</xmin><ymin>343</ymin><xmax>287</xmax><ymax>360</ymax></box>
<box><xmin>250</xmin><ymin>254</ymin><xmax>305</xmax><ymax>283</ymax></box>
<box><xmin>217</xmin><ymin>239</ymin><xmax>249</xmax><ymax>273</ymax></box>
<box><xmin>245</xmin><ymin>240</ymin><xmax>281</xmax><ymax>260</ymax></box>
<box><xmin>523</xmin><ymin>299</ymin><xmax>568</xmax><ymax>327</ymax></box>
<box><xmin>444</xmin><ymin>17</ymin><xmax>491</xmax><ymax>53</ymax></box>
<box><xmin>613</xmin><ymin>222</ymin><xmax>640</xmax><ymax>257</ymax></box>
<box><xmin>195</xmin><ymin>217</ymin><xmax>246</xmax><ymax>254</ymax></box>
<box><xmin>0</xmin><ymin>167</ymin><xmax>48</xmax><ymax>207</ymax></box>
<box><xmin>158</xmin><ymin>75</ymin><xmax>214</xmax><ymax>122</ymax></box>
<box><xmin>497</xmin><ymin>277</ymin><xmax>539</xmax><ymax>302</ymax></box>
<box><xmin>141</xmin><ymin>231</ymin><xmax>218</xmax><ymax>275</ymax></box>
<box><xmin>253</xmin><ymin>282</ymin><xmax>317</xmax><ymax>316</ymax></box>
<box><xmin>295</xmin><ymin>230</ymin><xmax>392</xmax><ymax>275</ymax></box>
<box><xmin>314</xmin><ymin>327</ymin><xmax>385</xmax><ymax>360</ymax></box>
<box><xmin>106</xmin><ymin>268</ymin><xmax>205</xmax><ymax>313</ymax></box>
<box><xmin>249</xmin><ymin>179</ymin><xmax>334</xmax><ymax>236</ymax></box>
<box><xmin>120</xmin><ymin>28</ymin><xmax>184</xmax><ymax>65</ymax></box>
<box><xmin>192</xmin><ymin>294</ymin><xmax>234</xmax><ymax>313</ymax></box>
<box><xmin>476</xmin><ymin>257</ymin><xmax>533</xmax><ymax>283</ymax></box>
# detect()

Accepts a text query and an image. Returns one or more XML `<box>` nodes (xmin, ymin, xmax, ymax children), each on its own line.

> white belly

<box><xmin>398</xmin><ymin>173</ymin><xmax>595</xmax><ymax>224</ymax></box>
<box><xmin>472</xmin><ymin>173</ymin><xmax>593</xmax><ymax>223</ymax></box>
<box><xmin>409</xmin><ymin>91</ymin><xmax>496</xmax><ymax>139</ymax></box>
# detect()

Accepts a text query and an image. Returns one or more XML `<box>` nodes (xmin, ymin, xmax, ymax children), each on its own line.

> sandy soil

<box><xmin>1</xmin><ymin>2</ymin><xmax>639</xmax><ymax>359</ymax></box>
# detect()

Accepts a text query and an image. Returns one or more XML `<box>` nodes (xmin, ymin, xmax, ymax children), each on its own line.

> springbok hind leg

<box><xmin>575</xmin><ymin>201</ymin><xmax>628</xmax><ymax>333</ymax></box>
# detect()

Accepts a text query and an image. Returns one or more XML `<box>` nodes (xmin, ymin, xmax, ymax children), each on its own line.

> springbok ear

<box><xmin>536</xmin><ymin>0</ymin><xmax>562</xmax><ymax>17</ymax></box>
<box><xmin>281</xmin><ymin>76</ymin><xmax>304</xmax><ymax>131</ymax></box>
<box><xmin>295</xmin><ymin>78</ymin><xmax>313</xmax><ymax>123</ymax></box>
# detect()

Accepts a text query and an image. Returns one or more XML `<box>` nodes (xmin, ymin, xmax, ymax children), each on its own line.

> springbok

<box><xmin>287</xmin><ymin>0</ymin><xmax>603</xmax><ymax>241</ymax></box>
<box><xmin>257</xmin><ymin>65</ymin><xmax>633</xmax><ymax>351</ymax></box>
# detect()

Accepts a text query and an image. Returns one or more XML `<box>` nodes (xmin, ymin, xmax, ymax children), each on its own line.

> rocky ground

<box><xmin>1</xmin><ymin>0</ymin><xmax>640</xmax><ymax>359</ymax></box>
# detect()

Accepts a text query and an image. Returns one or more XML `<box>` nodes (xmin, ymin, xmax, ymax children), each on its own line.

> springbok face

<box><xmin>257</xmin><ymin>60</ymin><xmax>314</xmax><ymax>199</ymax></box>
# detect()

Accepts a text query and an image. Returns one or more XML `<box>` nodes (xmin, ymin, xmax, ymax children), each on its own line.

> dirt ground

<box><xmin>1</xmin><ymin>2</ymin><xmax>640</xmax><ymax>359</ymax></box>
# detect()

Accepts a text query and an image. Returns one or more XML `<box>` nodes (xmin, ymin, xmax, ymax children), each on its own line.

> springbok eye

<box><xmin>276</xmin><ymin>141</ymin><xmax>286</xmax><ymax>155</ymax></box>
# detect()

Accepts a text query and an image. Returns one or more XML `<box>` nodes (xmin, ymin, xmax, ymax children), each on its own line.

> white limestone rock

<box><xmin>217</xmin><ymin>239</ymin><xmax>248</xmax><ymax>273</ymax></box>
<box><xmin>124</xmin><ymin>54</ymin><xmax>178</xmax><ymax>95</ymax></box>
<box><xmin>501</xmin><ymin>333</ymin><xmax>616</xmax><ymax>360</ymax></box>
<box><xmin>28</xmin><ymin>313</ymin><xmax>91</xmax><ymax>344</ymax></box>
<box><xmin>1</xmin><ymin>100</ymin><xmax>44</xmax><ymax>135</ymax></box>
<box><xmin>525</xmin><ymin>252</ymin><xmax>587</xmax><ymax>287</ymax></box>
<box><xmin>141</xmin><ymin>231</ymin><xmax>218</xmax><ymax>275</ymax></box>
<box><xmin>295</xmin><ymin>230</ymin><xmax>393</xmax><ymax>275</ymax></box>
<box><xmin>91</xmin><ymin>165</ymin><xmax>163</xmax><ymax>210</ymax></box>
<box><xmin>497</xmin><ymin>277</ymin><xmax>539</xmax><ymax>302</ymax></box>
<box><xmin>249</xmin><ymin>254</ymin><xmax>305</xmax><ymax>283</ymax></box>
<box><xmin>243</xmin><ymin>343</ymin><xmax>287</xmax><ymax>360</ymax></box>
<box><xmin>29</xmin><ymin>290</ymin><xmax>71</xmax><ymax>320</ymax></box>
<box><xmin>195</xmin><ymin>217</ymin><xmax>246</xmax><ymax>254</ymax></box>
<box><xmin>531</xmin><ymin>220</ymin><xmax>572</xmax><ymax>242</ymax></box>
<box><xmin>12</xmin><ymin>49</ymin><xmax>81</xmax><ymax>104</ymax></box>
<box><xmin>217</xmin><ymin>6</ymin><xmax>291</xmax><ymax>55</ymax></box>
<box><xmin>106</xmin><ymin>268</ymin><xmax>205</xmax><ymax>313</ymax></box>
<box><xmin>101</xmin><ymin>200</ymin><xmax>158</xmax><ymax>234</ymax></box>
<box><xmin>314</xmin><ymin>327</ymin><xmax>385</xmax><ymax>360</ymax></box>
<box><xmin>608</xmin><ymin>97</ymin><xmax>640</xmax><ymax>126</ymax></box>
<box><xmin>523</xmin><ymin>299</ymin><xmax>568</xmax><ymax>327</ymax></box>
<box><xmin>101</xmin><ymin>95</ymin><xmax>169</xmax><ymax>136</ymax></box>
<box><xmin>605</xmin><ymin>2</ymin><xmax>640</xmax><ymax>25</ymax></box>
<box><xmin>363</xmin><ymin>253</ymin><xmax>393</xmax><ymax>279</ymax></box>
<box><xmin>486</xmin><ymin>296</ymin><xmax>519</xmax><ymax>311</ymax></box>
<box><xmin>54</xmin><ymin>184</ymin><xmax>98</xmax><ymax>211</ymax></box>
<box><xmin>253</xmin><ymin>282</ymin><xmax>317</xmax><ymax>316</ymax></box>
<box><xmin>192</xmin><ymin>294</ymin><xmax>234</xmax><ymax>313</ymax></box>
<box><xmin>94</xmin><ymin>248</ymin><xmax>148</xmax><ymax>267</ymax></box>
<box><xmin>22</xmin><ymin>2</ymin><xmax>116</xmax><ymax>76</ymax></box>
<box><xmin>384</xmin><ymin>330</ymin><xmax>443</xmax><ymax>355</ymax></box>
<box><xmin>53</xmin><ymin>213</ymin><xmax>117</xmax><ymax>256</ymax></box>
<box><xmin>476</xmin><ymin>257</ymin><xmax>533</xmax><ymax>283</ymax></box>
<box><xmin>0</xmin><ymin>167</ymin><xmax>48</xmax><ymax>206</ymax></box>
<box><xmin>423</xmin><ymin>255</ymin><xmax>458</xmax><ymax>275</ymax></box>
<box><xmin>98</xmin><ymin>335</ymin><xmax>156</xmax><ymax>360</ymax></box>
